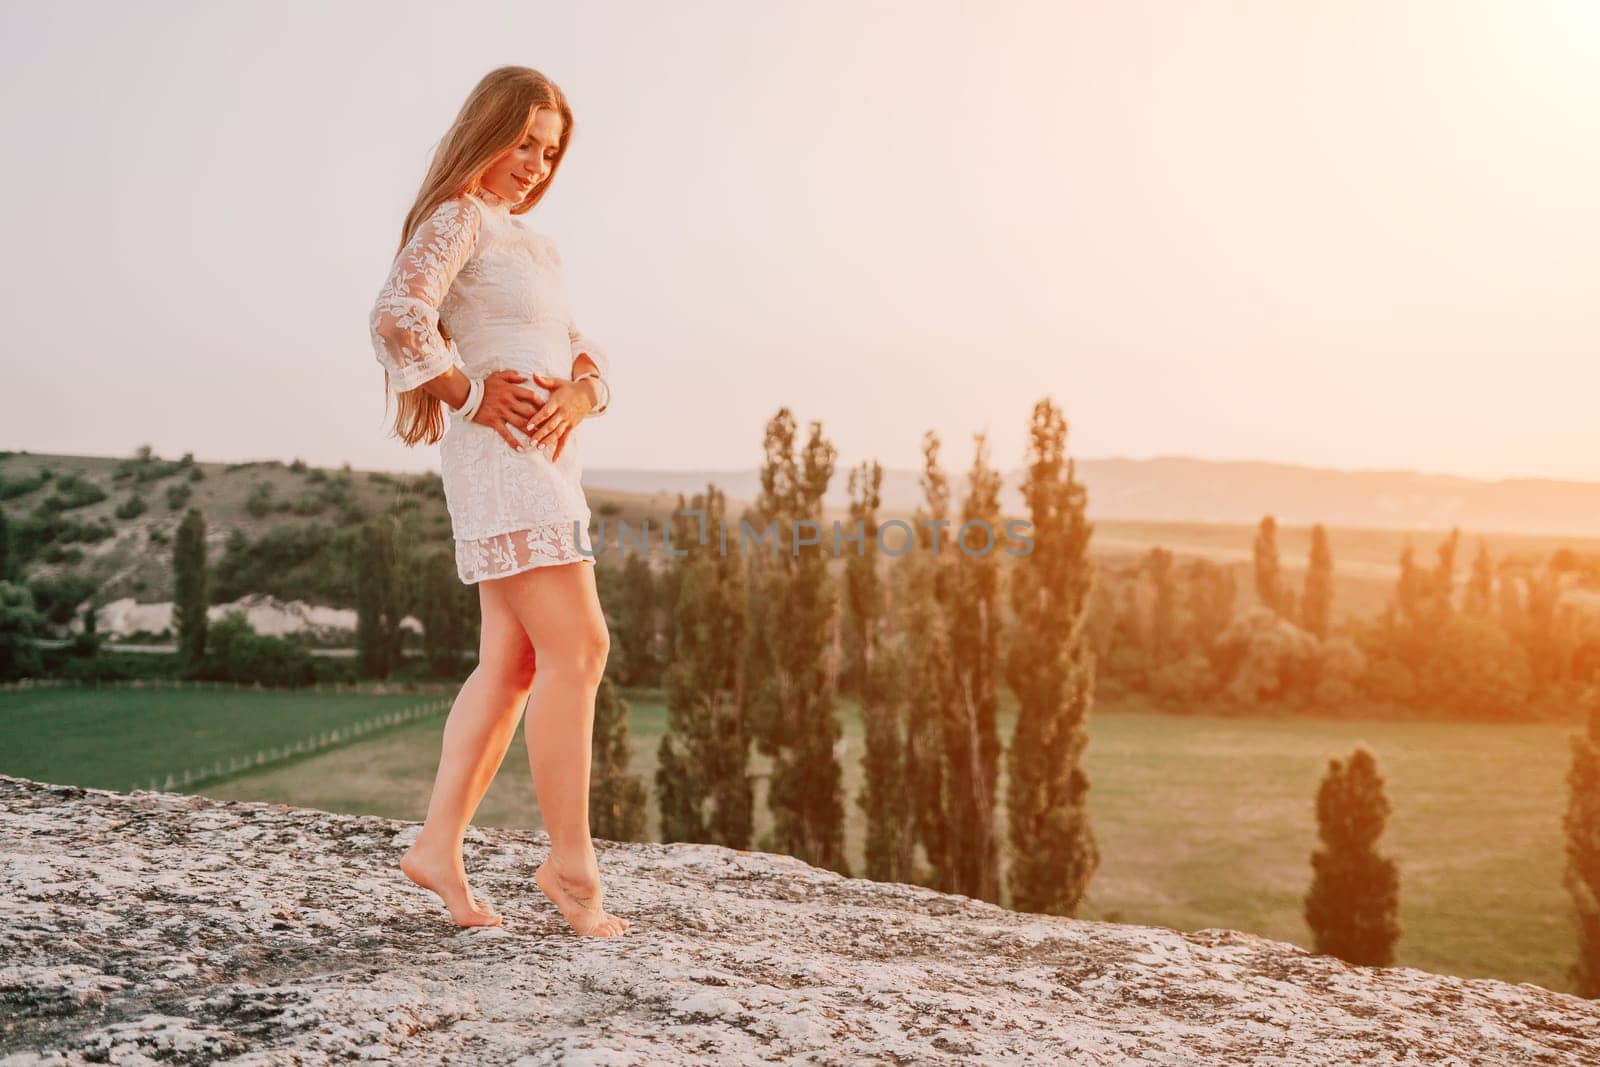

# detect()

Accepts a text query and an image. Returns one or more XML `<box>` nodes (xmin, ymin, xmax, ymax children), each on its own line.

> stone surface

<box><xmin>1</xmin><ymin>773</ymin><xmax>1597</xmax><ymax>1065</ymax></box>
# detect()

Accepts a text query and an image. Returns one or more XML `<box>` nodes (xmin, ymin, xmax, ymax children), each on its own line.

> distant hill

<box><xmin>8</xmin><ymin>448</ymin><xmax>1599</xmax><ymax>629</ymax></box>
<box><xmin>585</xmin><ymin>455</ymin><xmax>1600</xmax><ymax>538</ymax></box>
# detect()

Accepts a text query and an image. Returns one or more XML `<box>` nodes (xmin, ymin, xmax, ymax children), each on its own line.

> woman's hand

<box><xmin>470</xmin><ymin>370</ymin><xmax>548</xmax><ymax>453</ymax></box>
<box><xmin>522</xmin><ymin>373</ymin><xmax>595</xmax><ymax>462</ymax></box>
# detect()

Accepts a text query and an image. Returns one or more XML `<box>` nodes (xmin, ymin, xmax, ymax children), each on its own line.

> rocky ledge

<box><xmin>1</xmin><ymin>774</ymin><xmax>1597</xmax><ymax>1065</ymax></box>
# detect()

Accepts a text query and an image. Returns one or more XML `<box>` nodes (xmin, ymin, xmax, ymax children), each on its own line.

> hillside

<box><xmin>7</xmin><ymin>448</ymin><xmax>1600</xmax><ymax>636</ymax></box>
<box><xmin>0</xmin><ymin>448</ymin><xmax>676</xmax><ymax>612</ymax></box>
<box><xmin>2</xmin><ymin>774</ymin><xmax>1598</xmax><ymax>1064</ymax></box>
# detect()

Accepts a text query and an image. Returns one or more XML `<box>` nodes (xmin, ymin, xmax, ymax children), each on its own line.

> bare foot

<box><xmin>534</xmin><ymin>852</ymin><xmax>629</xmax><ymax>937</ymax></box>
<box><xmin>401</xmin><ymin>841</ymin><xmax>502</xmax><ymax>928</ymax></box>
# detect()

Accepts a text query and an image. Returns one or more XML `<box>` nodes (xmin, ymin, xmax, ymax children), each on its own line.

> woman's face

<box><xmin>480</xmin><ymin>107</ymin><xmax>563</xmax><ymax>202</ymax></box>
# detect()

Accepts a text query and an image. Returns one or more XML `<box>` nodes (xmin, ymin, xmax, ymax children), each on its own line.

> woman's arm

<box><xmin>416</xmin><ymin>365</ymin><xmax>473</xmax><ymax>411</ymax></box>
<box><xmin>368</xmin><ymin>198</ymin><xmax>484</xmax><ymax>394</ymax></box>
<box><xmin>568</xmin><ymin>328</ymin><xmax>610</xmax><ymax>415</ymax></box>
<box><xmin>570</xmin><ymin>352</ymin><xmax>607</xmax><ymax>413</ymax></box>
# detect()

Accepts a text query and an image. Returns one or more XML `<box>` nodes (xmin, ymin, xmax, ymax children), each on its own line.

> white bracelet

<box><xmin>456</xmin><ymin>375</ymin><xmax>486</xmax><ymax>421</ymax></box>
<box><xmin>575</xmin><ymin>371</ymin><xmax>609</xmax><ymax>416</ymax></box>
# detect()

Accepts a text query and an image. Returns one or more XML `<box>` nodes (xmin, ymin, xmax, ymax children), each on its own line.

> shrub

<box><xmin>1215</xmin><ymin>606</ymin><xmax>1319</xmax><ymax>704</ymax></box>
<box><xmin>59</xmin><ymin>653</ymin><xmax>130</xmax><ymax>683</ymax></box>
<box><xmin>1148</xmin><ymin>651</ymin><xmax>1219</xmax><ymax>704</ymax></box>
<box><xmin>25</xmin><ymin>574</ymin><xmax>97</xmax><ymax>628</ymax></box>
<box><xmin>60</xmin><ymin>517</ymin><xmax>116</xmax><ymax>545</ymax></box>
<box><xmin>0</xmin><ymin>470</ymin><xmax>50</xmax><ymax>500</ymax></box>
<box><xmin>245</xmin><ymin>481</ymin><xmax>276</xmax><ymax>518</ymax></box>
<box><xmin>40</xmin><ymin>474</ymin><xmax>107</xmax><ymax>512</ymax></box>
<box><xmin>1412</xmin><ymin>613</ymin><xmax>1532</xmax><ymax>720</ymax></box>
<box><xmin>194</xmin><ymin>611</ymin><xmax>315</xmax><ymax>687</ymax></box>
<box><xmin>1312</xmin><ymin>635</ymin><xmax>1367</xmax><ymax>710</ymax></box>
<box><xmin>1360</xmin><ymin>656</ymin><xmax>1417</xmax><ymax>704</ymax></box>
<box><xmin>0</xmin><ymin>580</ymin><xmax>46</xmax><ymax>680</ymax></box>
<box><xmin>113</xmin><ymin>446</ymin><xmax>188</xmax><ymax>485</ymax></box>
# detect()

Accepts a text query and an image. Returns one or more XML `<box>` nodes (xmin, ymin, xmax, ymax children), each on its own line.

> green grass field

<box><xmin>1</xmin><ymin>684</ymin><xmax>1582</xmax><ymax>994</ymax></box>
<box><xmin>0</xmin><ymin>686</ymin><xmax>444</xmax><ymax>790</ymax></box>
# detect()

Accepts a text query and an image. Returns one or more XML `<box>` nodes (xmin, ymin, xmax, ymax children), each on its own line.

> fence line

<box><xmin>133</xmin><ymin>696</ymin><xmax>453</xmax><ymax>793</ymax></box>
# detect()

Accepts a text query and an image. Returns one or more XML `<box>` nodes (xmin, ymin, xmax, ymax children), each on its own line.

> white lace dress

<box><xmin>367</xmin><ymin>188</ymin><xmax>612</xmax><ymax>584</ymax></box>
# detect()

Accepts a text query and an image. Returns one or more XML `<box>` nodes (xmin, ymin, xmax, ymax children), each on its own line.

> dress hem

<box><xmin>453</xmin><ymin>519</ymin><xmax>598</xmax><ymax>585</ymax></box>
<box><xmin>458</xmin><ymin>554</ymin><xmax>595</xmax><ymax>586</ymax></box>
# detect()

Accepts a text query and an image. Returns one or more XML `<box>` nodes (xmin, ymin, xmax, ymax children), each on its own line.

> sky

<box><xmin>1</xmin><ymin>0</ymin><xmax>1596</xmax><ymax>483</ymax></box>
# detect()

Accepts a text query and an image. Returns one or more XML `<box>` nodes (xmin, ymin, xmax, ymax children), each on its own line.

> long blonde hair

<box><xmin>384</xmin><ymin>66</ymin><xmax>575</xmax><ymax>447</ymax></box>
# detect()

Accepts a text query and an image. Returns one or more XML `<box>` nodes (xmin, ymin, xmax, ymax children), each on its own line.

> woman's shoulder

<box><xmin>416</xmin><ymin>195</ymin><xmax>486</xmax><ymax>242</ymax></box>
<box><xmin>440</xmin><ymin>193</ymin><xmax>490</xmax><ymax>223</ymax></box>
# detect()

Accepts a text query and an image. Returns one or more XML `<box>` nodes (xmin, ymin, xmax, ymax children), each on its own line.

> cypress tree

<box><xmin>1429</xmin><ymin>527</ymin><xmax>1461</xmax><ymax>623</ymax></box>
<box><xmin>902</xmin><ymin>431</ymin><xmax>958</xmax><ymax>891</ymax></box>
<box><xmin>839</xmin><ymin>464</ymin><xmax>881</xmax><ymax>698</ymax></box>
<box><xmin>848</xmin><ymin>460</ymin><xmax>917</xmax><ymax>884</ymax></box>
<box><xmin>1253</xmin><ymin>515</ymin><xmax>1283</xmax><ymax>616</ymax></box>
<box><xmin>614</xmin><ymin>551</ymin><xmax>660</xmax><ymax>687</ymax></box>
<box><xmin>1005</xmin><ymin>399</ymin><xmax>1099</xmax><ymax>915</ymax></box>
<box><xmin>1463</xmin><ymin>540</ymin><xmax>1494</xmax><ymax>618</ymax></box>
<box><xmin>591</xmin><ymin>677</ymin><xmax>648</xmax><ymax>843</ymax></box>
<box><xmin>417</xmin><ymin>549</ymin><xmax>469</xmax><ymax>677</ymax></box>
<box><xmin>1302</xmin><ymin>523</ymin><xmax>1333</xmax><ymax>639</ymax></box>
<box><xmin>1565</xmin><ymin>686</ymin><xmax>1600</xmax><ymax>998</ymax></box>
<box><xmin>657</xmin><ymin>484</ymin><xmax>753</xmax><ymax>848</ymax></box>
<box><xmin>1185</xmin><ymin>558</ymin><xmax>1236</xmax><ymax>654</ymax></box>
<box><xmin>944</xmin><ymin>433</ymin><xmax>1004</xmax><ymax>903</ymax></box>
<box><xmin>173</xmin><ymin>508</ymin><xmax>208</xmax><ymax>676</ymax></box>
<box><xmin>1304</xmin><ymin>745</ymin><xmax>1401</xmax><ymax>966</ymax></box>
<box><xmin>744</xmin><ymin>413</ymin><xmax>847</xmax><ymax>873</ymax></box>
<box><xmin>1395</xmin><ymin>544</ymin><xmax>1426</xmax><ymax>627</ymax></box>
<box><xmin>355</xmin><ymin>516</ymin><xmax>404</xmax><ymax>679</ymax></box>
<box><xmin>1497</xmin><ymin>565</ymin><xmax>1525</xmax><ymax>634</ymax></box>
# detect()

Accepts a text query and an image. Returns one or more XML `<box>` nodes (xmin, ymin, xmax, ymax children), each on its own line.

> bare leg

<box><xmin>494</xmin><ymin>559</ymin><xmax>629</xmax><ymax>937</ymax></box>
<box><xmin>400</xmin><ymin>579</ymin><xmax>537</xmax><ymax>927</ymax></box>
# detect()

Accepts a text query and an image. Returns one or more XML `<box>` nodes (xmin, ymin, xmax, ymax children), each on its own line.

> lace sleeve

<box><xmin>368</xmin><ymin>197</ymin><xmax>483</xmax><ymax>393</ymax></box>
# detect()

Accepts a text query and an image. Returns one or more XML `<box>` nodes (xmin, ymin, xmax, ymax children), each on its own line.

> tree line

<box><xmin>1094</xmin><ymin>516</ymin><xmax>1600</xmax><ymax>721</ymax></box>
<box><xmin>586</xmin><ymin>405</ymin><xmax>1600</xmax><ymax>991</ymax></box>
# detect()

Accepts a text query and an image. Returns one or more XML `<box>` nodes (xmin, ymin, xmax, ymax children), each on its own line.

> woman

<box><xmin>367</xmin><ymin>66</ymin><xmax>628</xmax><ymax>938</ymax></box>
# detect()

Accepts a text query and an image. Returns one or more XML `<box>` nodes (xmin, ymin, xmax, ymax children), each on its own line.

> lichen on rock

<box><xmin>2</xmin><ymin>773</ymin><xmax>1597</xmax><ymax>1065</ymax></box>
